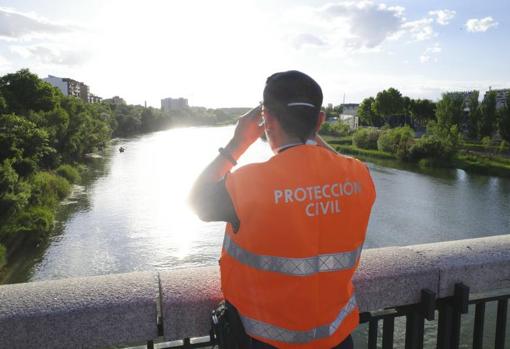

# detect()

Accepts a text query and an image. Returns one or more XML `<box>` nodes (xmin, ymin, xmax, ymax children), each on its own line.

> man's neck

<box><xmin>272</xmin><ymin>134</ymin><xmax>307</xmax><ymax>153</ymax></box>
<box><xmin>273</xmin><ymin>135</ymin><xmax>303</xmax><ymax>149</ymax></box>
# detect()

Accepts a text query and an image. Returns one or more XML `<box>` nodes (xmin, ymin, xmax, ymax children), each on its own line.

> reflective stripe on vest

<box><xmin>240</xmin><ymin>295</ymin><xmax>358</xmax><ymax>344</ymax></box>
<box><xmin>223</xmin><ymin>234</ymin><xmax>362</xmax><ymax>276</ymax></box>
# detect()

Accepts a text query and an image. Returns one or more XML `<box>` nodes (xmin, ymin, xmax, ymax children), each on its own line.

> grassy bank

<box><xmin>0</xmin><ymin>164</ymin><xmax>82</xmax><ymax>270</ymax></box>
<box><xmin>324</xmin><ymin>134</ymin><xmax>510</xmax><ymax>177</ymax></box>
<box><xmin>335</xmin><ymin>144</ymin><xmax>395</xmax><ymax>160</ymax></box>
<box><xmin>455</xmin><ymin>153</ymin><xmax>510</xmax><ymax>177</ymax></box>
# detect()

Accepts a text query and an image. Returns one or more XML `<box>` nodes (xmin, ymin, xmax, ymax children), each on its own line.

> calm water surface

<box><xmin>3</xmin><ymin>126</ymin><xmax>509</xmax><ymax>347</ymax></box>
<box><xmin>21</xmin><ymin>125</ymin><xmax>509</xmax><ymax>282</ymax></box>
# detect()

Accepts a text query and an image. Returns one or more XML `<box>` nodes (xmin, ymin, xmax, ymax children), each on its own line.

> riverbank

<box><xmin>0</xmin><ymin>164</ymin><xmax>83</xmax><ymax>275</ymax></box>
<box><xmin>0</xmin><ymin>150</ymin><xmax>110</xmax><ymax>284</ymax></box>
<box><xmin>4</xmin><ymin>125</ymin><xmax>510</xmax><ymax>285</ymax></box>
<box><xmin>322</xmin><ymin>135</ymin><xmax>510</xmax><ymax>177</ymax></box>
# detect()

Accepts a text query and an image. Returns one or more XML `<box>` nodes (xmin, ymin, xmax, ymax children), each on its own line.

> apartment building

<box><xmin>485</xmin><ymin>89</ymin><xmax>510</xmax><ymax>110</ymax></box>
<box><xmin>43</xmin><ymin>75</ymin><xmax>100</xmax><ymax>103</ymax></box>
<box><xmin>341</xmin><ymin>103</ymin><xmax>359</xmax><ymax>116</ymax></box>
<box><xmin>161</xmin><ymin>97</ymin><xmax>189</xmax><ymax>112</ymax></box>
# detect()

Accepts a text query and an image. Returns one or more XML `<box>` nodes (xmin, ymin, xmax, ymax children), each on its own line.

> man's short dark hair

<box><xmin>263</xmin><ymin>70</ymin><xmax>323</xmax><ymax>142</ymax></box>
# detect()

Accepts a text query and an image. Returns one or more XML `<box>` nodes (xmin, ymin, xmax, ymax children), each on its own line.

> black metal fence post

<box><xmin>472</xmin><ymin>302</ymin><xmax>485</xmax><ymax>349</ymax></box>
<box><xmin>437</xmin><ymin>283</ymin><xmax>469</xmax><ymax>349</ymax></box>
<box><xmin>404</xmin><ymin>289</ymin><xmax>436</xmax><ymax>349</ymax></box>
<box><xmin>437</xmin><ymin>301</ymin><xmax>453</xmax><ymax>349</ymax></box>
<box><xmin>451</xmin><ymin>283</ymin><xmax>470</xmax><ymax>349</ymax></box>
<box><xmin>405</xmin><ymin>312</ymin><xmax>424</xmax><ymax>349</ymax></box>
<box><xmin>368</xmin><ymin>319</ymin><xmax>378</xmax><ymax>349</ymax></box>
<box><xmin>495</xmin><ymin>298</ymin><xmax>508</xmax><ymax>349</ymax></box>
<box><xmin>382</xmin><ymin>316</ymin><xmax>395</xmax><ymax>349</ymax></box>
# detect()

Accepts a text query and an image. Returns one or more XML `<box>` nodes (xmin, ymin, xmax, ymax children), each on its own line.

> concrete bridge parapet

<box><xmin>1</xmin><ymin>235</ymin><xmax>509</xmax><ymax>348</ymax></box>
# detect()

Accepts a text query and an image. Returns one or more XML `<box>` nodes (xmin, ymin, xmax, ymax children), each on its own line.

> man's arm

<box><xmin>189</xmin><ymin>106</ymin><xmax>264</xmax><ymax>221</ymax></box>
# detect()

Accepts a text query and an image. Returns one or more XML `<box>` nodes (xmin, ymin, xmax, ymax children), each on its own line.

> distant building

<box><xmin>340</xmin><ymin>114</ymin><xmax>359</xmax><ymax>130</ymax></box>
<box><xmin>43</xmin><ymin>75</ymin><xmax>99</xmax><ymax>103</ymax></box>
<box><xmin>485</xmin><ymin>88</ymin><xmax>510</xmax><ymax>110</ymax></box>
<box><xmin>161</xmin><ymin>97</ymin><xmax>188</xmax><ymax>112</ymax></box>
<box><xmin>43</xmin><ymin>75</ymin><xmax>68</xmax><ymax>95</ymax></box>
<box><xmin>341</xmin><ymin>103</ymin><xmax>359</xmax><ymax>116</ymax></box>
<box><xmin>88</xmin><ymin>94</ymin><xmax>102</xmax><ymax>104</ymax></box>
<box><xmin>108</xmin><ymin>96</ymin><xmax>126</xmax><ymax>105</ymax></box>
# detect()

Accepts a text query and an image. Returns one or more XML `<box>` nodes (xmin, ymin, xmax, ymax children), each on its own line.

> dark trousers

<box><xmin>247</xmin><ymin>335</ymin><xmax>353</xmax><ymax>349</ymax></box>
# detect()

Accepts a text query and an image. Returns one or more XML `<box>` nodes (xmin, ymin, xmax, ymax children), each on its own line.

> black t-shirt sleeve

<box><xmin>193</xmin><ymin>178</ymin><xmax>240</xmax><ymax>231</ymax></box>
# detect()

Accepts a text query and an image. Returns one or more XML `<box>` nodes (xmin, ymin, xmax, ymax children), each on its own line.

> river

<box><xmin>3</xmin><ymin>126</ymin><xmax>510</xmax><ymax>347</ymax></box>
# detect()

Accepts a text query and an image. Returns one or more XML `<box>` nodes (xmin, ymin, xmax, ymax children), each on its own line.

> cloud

<box><xmin>294</xmin><ymin>2</ymin><xmax>453</xmax><ymax>52</ymax></box>
<box><xmin>0</xmin><ymin>7</ymin><xmax>73</xmax><ymax>39</ymax></box>
<box><xmin>292</xmin><ymin>33</ymin><xmax>327</xmax><ymax>49</ymax></box>
<box><xmin>425</xmin><ymin>44</ymin><xmax>441</xmax><ymax>54</ymax></box>
<box><xmin>465</xmin><ymin>17</ymin><xmax>498</xmax><ymax>32</ymax></box>
<box><xmin>419</xmin><ymin>43</ymin><xmax>441</xmax><ymax>64</ymax></box>
<box><xmin>401</xmin><ymin>18</ymin><xmax>436</xmax><ymax>41</ymax></box>
<box><xmin>318</xmin><ymin>1</ymin><xmax>404</xmax><ymax>49</ymax></box>
<box><xmin>419</xmin><ymin>55</ymin><xmax>431</xmax><ymax>63</ymax></box>
<box><xmin>0</xmin><ymin>54</ymin><xmax>11</xmax><ymax>68</ymax></box>
<box><xmin>429</xmin><ymin>9</ymin><xmax>456</xmax><ymax>25</ymax></box>
<box><xmin>10</xmin><ymin>45</ymin><xmax>89</xmax><ymax>66</ymax></box>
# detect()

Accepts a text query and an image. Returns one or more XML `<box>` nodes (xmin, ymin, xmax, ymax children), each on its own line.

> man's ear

<box><xmin>264</xmin><ymin>110</ymin><xmax>276</xmax><ymax>130</ymax></box>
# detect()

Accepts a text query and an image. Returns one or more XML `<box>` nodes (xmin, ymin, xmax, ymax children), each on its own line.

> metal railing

<box><xmin>153</xmin><ymin>286</ymin><xmax>509</xmax><ymax>349</ymax></box>
<box><xmin>1</xmin><ymin>235</ymin><xmax>509</xmax><ymax>349</ymax></box>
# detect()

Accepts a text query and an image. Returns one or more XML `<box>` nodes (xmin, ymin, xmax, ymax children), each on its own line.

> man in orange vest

<box><xmin>190</xmin><ymin>71</ymin><xmax>376</xmax><ymax>349</ymax></box>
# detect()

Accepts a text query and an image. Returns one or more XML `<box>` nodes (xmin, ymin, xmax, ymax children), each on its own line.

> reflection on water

<box><xmin>3</xmin><ymin>125</ymin><xmax>510</xmax><ymax>347</ymax></box>
<box><xmin>3</xmin><ymin>125</ymin><xmax>508</xmax><ymax>282</ymax></box>
<box><xmin>366</xmin><ymin>160</ymin><xmax>510</xmax><ymax>249</ymax></box>
<box><xmin>27</xmin><ymin>126</ymin><xmax>273</xmax><ymax>281</ymax></box>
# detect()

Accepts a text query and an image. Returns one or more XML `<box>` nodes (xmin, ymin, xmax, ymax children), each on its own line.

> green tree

<box><xmin>114</xmin><ymin>104</ymin><xmax>142</xmax><ymax>136</ymax></box>
<box><xmin>466</xmin><ymin>91</ymin><xmax>481</xmax><ymax>139</ymax></box>
<box><xmin>0</xmin><ymin>69</ymin><xmax>114</xmax><ymax>255</ymax></box>
<box><xmin>409</xmin><ymin>99</ymin><xmax>436</xmax><ymax>128</ymax></box>
<box><xmin>372</xmin><ymin>88</ymin><xmax>404</xmax><ymax>124</ymax></box>
<box><xmin>357</xmin><ymin>97</ymin><xmax>383</xmax><ymax>127</ymax></box>
<box><xmin>0</xmin><ymin>69</ymin><xmax>59</xmax><ymax>115</ymax></box>
<box><xmin>377</xmin><ymin>126</ymin><xmax>415</xmax><ymax>159</ymax></box>
<box><xmin>435</xmin><ymin>93</ymin><xmax>465</xmax><ymax>133</ymax></box>
<box><xmin>352</xmin><ymin>128</ymin><xmax>380</xmax><ymax>149</ymax></box>
<box><xmin>0</xmin><ymin>159</ymin><xmax>31</xmax><ymax>224</ymax></box>
<box><xmin>57</xmin><ymin>97</ymin><xmax>112</xmax><ymax>160</ymax></box>
<box><xmin>0</xmin><ymin>114</ymin><xmax>53</xmax><ymax>174</ymax></box>
<box><xmin>480</xmin><ymin>91</ymin><xmax>497</xmax><ymax>138</ymax></box>
<box><xmin>333</xmin><ymin>104</ymin><xmax>343</xmax><ymax>116</ymax></box>
<box><xmin>498</xmin><ymin>93</ymin><xmax>510</xmax><ymax>143</ymax></box>
<box><xmin>319</xmin><ymin>120</ymin><xmax>350</xmax><ymax>136</ymax></box>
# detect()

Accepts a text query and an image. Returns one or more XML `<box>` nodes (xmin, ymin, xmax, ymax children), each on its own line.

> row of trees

<box><xmin>433</xmin><ymin>90</ymin><xmax>510</xmax><ymax>145</ymax></box>
<box><xmin>357</xmin><ymin>87</ymin><xmax>510</xmax><ymax>144</ymax></box>
<box><xmin>105</xmin><ymin>97</ymin><xmax>243</xmax><ymax>136</ymax></box>
<box><xmin>357</xmin><ymin>88</ymin><xmax>435</xmax><ymax>128</ymax></box>
<box><xmin>0</xmin><ymin>69</ymin><xmax>115</xmax><ymax>267</ymax></box>
<box><xmin>0</xmin><ymin>69</ymin><xmax>242</xmax><ymax>267</ymax></box>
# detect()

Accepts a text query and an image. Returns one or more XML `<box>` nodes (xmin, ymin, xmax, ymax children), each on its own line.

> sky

<box><xmin>0</xmin><ymin>0</ymin><xmax>508</xmax><ymax>108</ymax></box>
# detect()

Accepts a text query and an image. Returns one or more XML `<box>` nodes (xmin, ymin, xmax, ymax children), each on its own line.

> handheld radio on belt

<box><xmin>211</xmin><ymin>301</ymin><xmax>247</xmax><ymax>349</ymax></box>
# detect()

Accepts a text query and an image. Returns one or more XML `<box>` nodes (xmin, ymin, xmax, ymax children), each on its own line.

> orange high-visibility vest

<box><xmin>220</xmin><ymin>144</ymin><xmax>376</xmax><ymax>349</ymax></box>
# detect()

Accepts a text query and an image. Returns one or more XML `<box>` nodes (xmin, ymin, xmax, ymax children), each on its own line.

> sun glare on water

<box><xmin>124</xmin><ymin>126</ymin><xmax>271</xmax><ymax>262</ymax></box>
